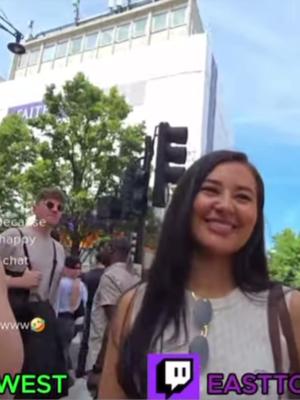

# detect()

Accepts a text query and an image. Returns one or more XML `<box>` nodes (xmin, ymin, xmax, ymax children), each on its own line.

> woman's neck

<box><xmin>187</xmin><ymin>250</ymin><xmax>236</xmax><ymax>299</ymax></box>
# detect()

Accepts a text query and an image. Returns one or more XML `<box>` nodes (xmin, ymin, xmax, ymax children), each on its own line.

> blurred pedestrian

<box><xmin>56</xmin><ymin>255</ymin><xmax>87</xmax><ymax>386</ymax></box>
<box><xmin>0</xmin><ymin>187</ymin><xmax>68</xmax><ymax>398</ymax></box>
<box><xmin>86</xmin><ymin>238</ymin><xmax>140</xmax><ymax>396</ymax></box>
<box><xmin>76</xmin><ymin>246</ymin><xmax>110</xmax><ymax>378</ymax></box>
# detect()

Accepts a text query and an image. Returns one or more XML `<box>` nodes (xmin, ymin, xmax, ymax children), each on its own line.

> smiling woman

<box><xmin>191</xmin><ymin>162</ymin><xmax>258</xmax><ymax>257</ymax></box>
<box><xmin>98</xmin><ymin>150</ymin><xmax>300</xmax><ymax>400</ymax></box>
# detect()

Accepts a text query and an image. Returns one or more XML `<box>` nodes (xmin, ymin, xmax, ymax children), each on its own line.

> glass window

<box><xmin>133</xmin><ymin>18</ymin><xmax>147</xmax><ymax>38</ymax></box>
<box><xmin>28</xmin><ymin>48</ymin><xmax>40</xmax><ymax>66</ymax></box>
<box><xmin>152</xmin><ymin>12</ymin><xmax>168</xmax><ymax>32</ymax></box>
<box><xmin>116</xmin><ymin>24</ymin><xmax>130</xmax><ymax>43</ymax></box>
<box><xmin>69</xmin><ymin>37</ymin><xmax>82</xmax><ymax>55</ymax></box>
<box><xmin>171</xmin><ymin>7</ymin><xmax>186</xmax><ymax>28</ymax></box>
<box><xmin>42</xmin><ymin>45</ymin><xmax>55</xmax><ymax>62</ymax></box>
<box><xmin>100</xmin><ymin>28</ymin><xmax>114</xmax><ymax>46</ymax></box>
<box><xmin>18</xmin><ymin>53</ymin><xmax>28</xmax><ymax>69</ymax></box>
<box><xmin>84</xmin><ymin>32</ymin><xmax>98</xmax><ymax>51</ymax></box>
<box><xmin>55</xmin><ymin>41</ymin><xmax>68</xmax><ymax>59</ymax></box>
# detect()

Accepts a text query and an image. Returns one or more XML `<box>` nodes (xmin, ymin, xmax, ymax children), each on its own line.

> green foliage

<box><xmin>0</xmin><ymin>114</ymin><xmax>37</xmax><ymax>224</ymax></box>
<box><xmin>268</xmin><ymin>228</ymin><xmax>300</xmax><ymax>287</ymax></box>
<box><xmin>0</xmin><ymin>73</ymin><xmax>145</xmax><ymax>250</ymax></box>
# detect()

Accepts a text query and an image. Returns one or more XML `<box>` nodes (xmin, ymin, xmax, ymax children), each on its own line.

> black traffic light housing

<box><xmin>121</xmin><ymin>164</ymin><xmax>149</xmax><ymax>218</ymax></box>
<box><xmin>153</xmin><ymin>122</ymin><xmax>188</xmax><ymax>207</ymax></box>
<box><xmin>121</xmin><ymin>136</ymin><xmax>153</xmax><ymax>219</ymax></box>
<box><xmin>132</xmin><ymin>167</ymin><xmax>149</xmax><ymax>216</ymax></box>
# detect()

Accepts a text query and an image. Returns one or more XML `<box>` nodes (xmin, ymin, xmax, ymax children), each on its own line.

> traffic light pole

<box><xmin>135</xmin><ymin>214</ymin><xmax>145</xmax><ymax>265</ymax></box>
<box><xmin>134</xmin><ymin>136</ymin><xmax>154</xmax><ymax>279</ymax></box>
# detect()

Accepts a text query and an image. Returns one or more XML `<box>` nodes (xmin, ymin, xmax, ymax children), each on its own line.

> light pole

<box><xmin>0</xmin><ymin>14</ymin><xmax>25</xmax><ymax>55</ymax></box>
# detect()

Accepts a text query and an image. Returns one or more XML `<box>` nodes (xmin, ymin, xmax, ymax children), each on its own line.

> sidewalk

<box><xmin>64</xmin><ymin>377</ymin><xmax>91</xmax><ymax>400</ymax></box>
<box><xmin>63</xmin><ymin>329</ymin><xmax>92</xmax><ymax>400</ymax></box>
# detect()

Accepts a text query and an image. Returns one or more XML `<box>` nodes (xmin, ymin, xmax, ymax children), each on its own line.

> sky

<box><xmin>0</xmin><ymin>0</ymin><xmax>300</xmax><ymax>247</ymax></box>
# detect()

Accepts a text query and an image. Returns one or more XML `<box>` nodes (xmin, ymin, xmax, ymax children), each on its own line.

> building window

<box><xmin>171</xmin><ymin>7</ymin><xmax>186</xmax><ymax>28</ymax></box>
<box><xmin>133</xmin><ymin>18</ymin><xmax>147</xmax><ymax>38</ymax></box>
<box><xmin>152</xmin><ymin>12</ymin><xmax>168</xmax><ymax>32</ymax></box>
<box><xmin>42</xmin><ymin>45</ymin><xmax>55</xmax><ymax>62</ymax></box>
<box><xmin>116</xmin><ymin>24</ymin><xmax>130</xmax><ymax>43</ymax></box>
<box><xmin>55</xmin><ymin>41</ymin><xmax>68</xmax><ymax>59</ymax></box>
<box><xmin>100</xmin><ymin>28</ymin><xmax>114</xmax><ymax>46</ymax></box>
<box><xmin>69</xmin><ymin>37</ymin><xmax>82</xmax><ymax>55</ymax></box>
<box><xmin>84</xmin><ymin>32</ymin><xmax>98</xmax><ymax>51</ymax></box>
<box><xmin>27</xmin><ymin>48</ymin><xmax>40</xmax><ymax>66</ymax></box>
<box><xmin>18</xmin><ymin>53</ymin><xmax>28</xmax><ymax>69</ymax></box>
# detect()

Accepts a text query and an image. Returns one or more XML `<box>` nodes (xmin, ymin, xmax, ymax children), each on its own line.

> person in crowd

<box><xmin>0</xmin><ymin>263</ymin><xmax>24</xmax><ymax>376</ymax></box>
<box><xmin>98</xmin><ymin>150</ymin><xmax>300</xmax><ymax>399</ymax></box>
<box><xmin>1</xmin><ymin>187</ymin><xmax>66</xmax><ymax>304</ymax></box>
<box><xmin>76</xmin><ymin>246</ymin><xmax>111</xmax><ymax>378</ymax></box>
<box><xmin>0</xmin><ymin>187</ymin><xmax>68</xmax><ymax>398</ymax></box>
<box><xmin>56</xmin><ymin>255</ymin><xmax>87</xmax><ymax>384</ymax></box>
<box><xmin>87</xmin><ymin>238</ymin><xmax>140</xmax><ymax>373</ymax></box>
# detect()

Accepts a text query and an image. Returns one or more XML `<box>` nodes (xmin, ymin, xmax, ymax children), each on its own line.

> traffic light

<box><xmin>121</xmin><ymin>164</ymin><xmax>149</xmax><ymax>218</ymax></box>
<box><xmin>132</xmin><ymin>167</ymin><xmax>149</xmax><ymax>216</ymax></box>
<box><xmin>97</xmin><ymin>196</ymin><xmax>122</xmax><ymax>220</ymax></box>
<box><xmin>153</xmin><ymin>122</ymin><xmax>188</xmax><ymax>207</ymax></box>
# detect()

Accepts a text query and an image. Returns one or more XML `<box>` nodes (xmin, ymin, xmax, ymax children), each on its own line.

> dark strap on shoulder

<box><xmin>17</xmin><ymin>228</ymin><xmax>57</xmax><ymax>294</ymax></box>
<box><xmin>268</xmin><ymin>284</ymin><xmax>300</xmax><ymax>374</ymax></box>
<box><xmin>268</xmin><ymin>284</ymin><xmax>282</xmax><ymax>373</ymax></box>
<box><xmin>277</xmin><ymin>288</ymin><xmax>300</xmax><ymax>373</ymax></box>
<box><xmin>17</xmin><ymin>228</ymin><xmax>32</xmax><ymax>270</ymax></box>
<box><xmin>49</xmin><ymin>241</ymin><xmax>57</xmax><ymax>291</ymax></box>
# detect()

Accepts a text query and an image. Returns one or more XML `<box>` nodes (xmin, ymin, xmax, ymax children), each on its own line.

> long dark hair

<box><xmin>117</xmin><ymin>150</ymin><xmax>271</xmax><ymax>398</ymax></box>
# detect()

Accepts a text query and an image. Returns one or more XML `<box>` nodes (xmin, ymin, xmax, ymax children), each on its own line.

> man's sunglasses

<box><xmin>45</xmin><ymin>201</ymin><xmax>64</xmax><ymax>212</ymax></box>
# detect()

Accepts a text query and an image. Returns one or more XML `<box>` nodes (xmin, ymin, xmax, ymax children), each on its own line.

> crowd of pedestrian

<box><xmin>0</xmin><ymin>187</ymin><xmax>140</xmax><ymax>399</ymax></box>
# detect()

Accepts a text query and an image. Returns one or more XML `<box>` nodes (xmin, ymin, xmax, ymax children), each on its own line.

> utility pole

<box><xmin>73</xmin><ymin>0</ymin><xmax>80</xmax><ymax>25</ymax></box>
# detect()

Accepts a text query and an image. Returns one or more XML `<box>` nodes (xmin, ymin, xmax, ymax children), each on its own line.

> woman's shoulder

<box><xmin>111</xmin><ymin>282</ymin><xmax>147</xmax><ymax>345</ymax></box>
<box><xmin>118</xmin><ymin>281</ymin><xmax>147</xmax><ymax>313</ymax></box>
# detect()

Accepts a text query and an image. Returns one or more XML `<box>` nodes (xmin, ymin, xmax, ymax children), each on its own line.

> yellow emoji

<box><xmin>30</xmin><ymin>317</ymin><xmax>46</xmax><ymax>333</ymax></box>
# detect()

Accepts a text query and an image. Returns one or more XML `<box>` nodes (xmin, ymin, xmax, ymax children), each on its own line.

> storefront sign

<box><xmin>8</xmin><ymin>101</ymin><xmax>47</xmax><ymax>119</ymax></box>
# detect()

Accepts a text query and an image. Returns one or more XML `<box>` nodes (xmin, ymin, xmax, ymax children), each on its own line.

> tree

<box><xmin>268</xmin><ymin>229</ymin><xmax>300</xmax><ymax>287</ymax></box>
<box><xmin>0</xmin><ymin>114</ymin><xmax>37</xmax><ymax>229</ymax></box>
<box><xmin>0</xmin><ymin>73</ymin><xmax>145</xmax><ymax>252</ymax></box>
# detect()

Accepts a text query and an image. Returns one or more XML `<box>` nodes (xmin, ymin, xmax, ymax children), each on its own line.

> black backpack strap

<box><xmin>48</xmin><ymin>241</ymin><xmax>57</xmax><ymax>293</ymax></box>
<box><xmin>16</xmin><ymin>228</ymin><xmax>32</xmax><ymax>270</ymax></box>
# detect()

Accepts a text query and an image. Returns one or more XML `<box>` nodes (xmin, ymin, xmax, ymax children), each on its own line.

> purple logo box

<box><xmin>147</xmin><ymin>353</ymin><xmax>200</xmax><ymax>399</ymax></box>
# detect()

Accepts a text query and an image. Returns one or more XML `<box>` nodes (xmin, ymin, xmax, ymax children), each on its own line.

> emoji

<box><xmin>30</xmin><ymin>317</ymin><xmax>46</xmax><ymax>333</ymax></box>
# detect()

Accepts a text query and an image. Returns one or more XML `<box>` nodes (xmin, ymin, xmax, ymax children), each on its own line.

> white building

<box><xmin>0</xmin><ymin>0</ymin><xmax>232</xmax><ymax>163</ymax></box>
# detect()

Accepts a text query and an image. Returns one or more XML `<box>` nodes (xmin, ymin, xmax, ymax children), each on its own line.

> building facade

<box><xmin>0</xmin><ymin>0</ymin><xmax>232</xmax><ymax>164</ymax></box>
